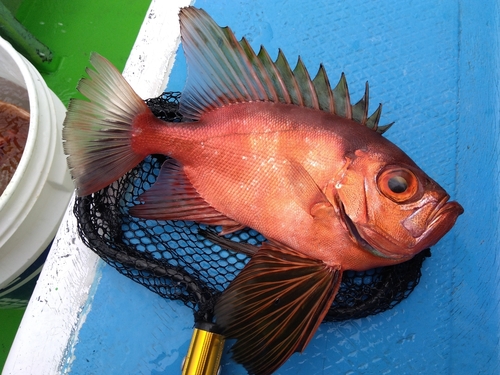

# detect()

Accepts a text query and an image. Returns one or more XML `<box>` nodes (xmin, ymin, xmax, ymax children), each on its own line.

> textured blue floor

<box><xmin>66</xmin><ymin>0</ymin><xmax>499</xmax><ymax>374</ymax></box>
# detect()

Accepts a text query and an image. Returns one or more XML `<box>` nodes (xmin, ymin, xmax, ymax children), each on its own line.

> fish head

<box><xmin>333</xmin><ymin>149</ymin><xmax>463</xmax><ymax>263</ymax></box>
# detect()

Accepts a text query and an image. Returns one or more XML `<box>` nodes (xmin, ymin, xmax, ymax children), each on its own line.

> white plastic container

<box><xmin>0</xmin><ymin>36</ymin><xmax>73</xmax><ymax>306</ymax></box>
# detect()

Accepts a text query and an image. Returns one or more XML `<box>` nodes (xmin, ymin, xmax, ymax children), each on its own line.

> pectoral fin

<box><xmin>215</xmin><ymin>242</ymin><xmax>341</xmax><ymax>375</ymax></box>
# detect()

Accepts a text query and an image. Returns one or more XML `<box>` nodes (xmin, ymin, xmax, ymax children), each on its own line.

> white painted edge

<box><xmin>123</xmin><ymin>0</ymin><xmax>192</xmax><ymax>99</ymax></box>
<box><xmin>1</xmin><ymin>196</ymin><xmax>101</xmax><ymax>375</ymax></box>
<box><xmin>2</xmin><ymin>0</ymin><xmax>191</xmax><ymax>374</ymax></box>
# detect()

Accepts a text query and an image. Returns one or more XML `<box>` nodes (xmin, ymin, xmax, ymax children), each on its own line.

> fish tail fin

<box><xmin>215</xmin><ymin>241</ymin><xmax>342</xmax><ymax>375</ymax></box>
<box><xmin>63</xmin><ymin>52</ymin><xmax>151</xmax><ymax>196</ymax></box>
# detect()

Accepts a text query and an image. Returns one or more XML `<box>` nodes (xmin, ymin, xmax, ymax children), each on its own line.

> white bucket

<box><xmin>0</xmin><ymin>37</ymin><xmax>74</xmax><ymax>307</ymax></box>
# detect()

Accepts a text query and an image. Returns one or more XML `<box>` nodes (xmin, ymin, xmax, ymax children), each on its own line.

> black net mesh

<box><xmin>73</xmin><ymin>92</ymin><xmax>431</xmax><ymax>324</ymax></box>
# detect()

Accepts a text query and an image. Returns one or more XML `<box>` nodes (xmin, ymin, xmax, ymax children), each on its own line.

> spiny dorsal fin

<box><xmin>178</xmin><ymin>7</ymin><xmax>391</xmax><ymax>134</ymax></box>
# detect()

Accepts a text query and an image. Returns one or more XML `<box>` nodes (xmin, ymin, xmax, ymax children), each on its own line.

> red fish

<box><xmin>63</xmin><ymin>6</ymin><xmax>463</xmax><ymax>375</ymax></box>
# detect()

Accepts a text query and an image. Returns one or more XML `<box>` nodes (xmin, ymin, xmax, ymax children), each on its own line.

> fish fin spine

<box><xmin>198</xmin><ymin>228</ymin><xmax>258</xmax><ymax>257</ymax></box>
<box><xmin>179</xmin><ymin>6</ymin><xmax>392</xmax><ymax>133</ymax></box>
<box><xmin>63</xmin><ymin>53</ymin><xmax>152</xmax><ymax>196</ymax></box>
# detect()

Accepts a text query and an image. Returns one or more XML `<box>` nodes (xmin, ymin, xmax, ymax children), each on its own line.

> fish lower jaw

<box><xmin>336</xmin><ymin>237</ymin><xmax>414</xmax><ymax>271</ymax></box>
<box><xmin>355</xmin><ymin>225</ymin><xmax>422</xmax><ymax>260</ymax></box>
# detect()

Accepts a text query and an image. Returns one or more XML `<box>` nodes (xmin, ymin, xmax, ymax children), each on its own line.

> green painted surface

<box><xmin>15</xmin><ymin>0</ymin><xmax>151</xmax><ymax>105</ymax></box>
<box><xmin>0</xmin><ymin>308</ymin><xmax>24</xmax><ymax>372</ymax></box>
<box><xmin>0</xmin><ymin>0</ymin><xmax>151</xmax><ymax>371</ymax></box>
<box><xmin>2</xmin><ymin>0</ymin><xmax>22</xmax><ymax>14</ymax></box>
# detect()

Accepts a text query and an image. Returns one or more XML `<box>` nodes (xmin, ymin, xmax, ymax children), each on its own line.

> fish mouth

<box><xmin>407</xmin><ymin>195</ymin><xmax>464</xmax><ymax>251</ymax></box>
<box><xmin>426</xmin><ymin>195</ymin><xmax>463</xmax><ymax>228</ymax></box>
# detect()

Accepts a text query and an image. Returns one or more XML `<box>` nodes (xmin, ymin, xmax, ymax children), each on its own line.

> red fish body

<box><xmin>131</xmin><ymin>101</ymin><xmax>453</xmax><ymax>271</ymax></box>
<box><xmin>63</xmin><ymin>6</ymin><xmax>463</xmax><ymax>375</ymax></box>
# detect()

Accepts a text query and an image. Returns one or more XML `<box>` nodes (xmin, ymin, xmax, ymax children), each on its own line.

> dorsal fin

<box><xmin>178</xmin><ymin>7</ymin><xmax>392</xmax><ymax>134</ymax></box>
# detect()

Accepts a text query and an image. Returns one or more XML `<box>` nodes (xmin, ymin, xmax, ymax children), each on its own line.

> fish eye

<box><xmin>377</xmin><ymin>167</ymin><xmax>419</xmax><ymax>202</ymax></box>
<box><xmin>388</xmin><ymin>176</ymin><xmax>408</xmax><ymax>193</ymax></box>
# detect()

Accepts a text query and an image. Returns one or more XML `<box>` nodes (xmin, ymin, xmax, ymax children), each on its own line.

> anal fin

<box><xmin>215</xmin><ymin>242</ymin><xmax>342</xmax><ymax>375</ymax></box>
<box><xmin>130</xmin><ymin>159</ymin><xmax>241</xmax><ymax>228</ymax></box>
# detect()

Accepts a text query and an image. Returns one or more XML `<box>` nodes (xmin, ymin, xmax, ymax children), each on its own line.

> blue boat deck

<box><xmin>4</xmin><ymin>0</ymin><xmax>499</xmax><ymax>374</ymax></box>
